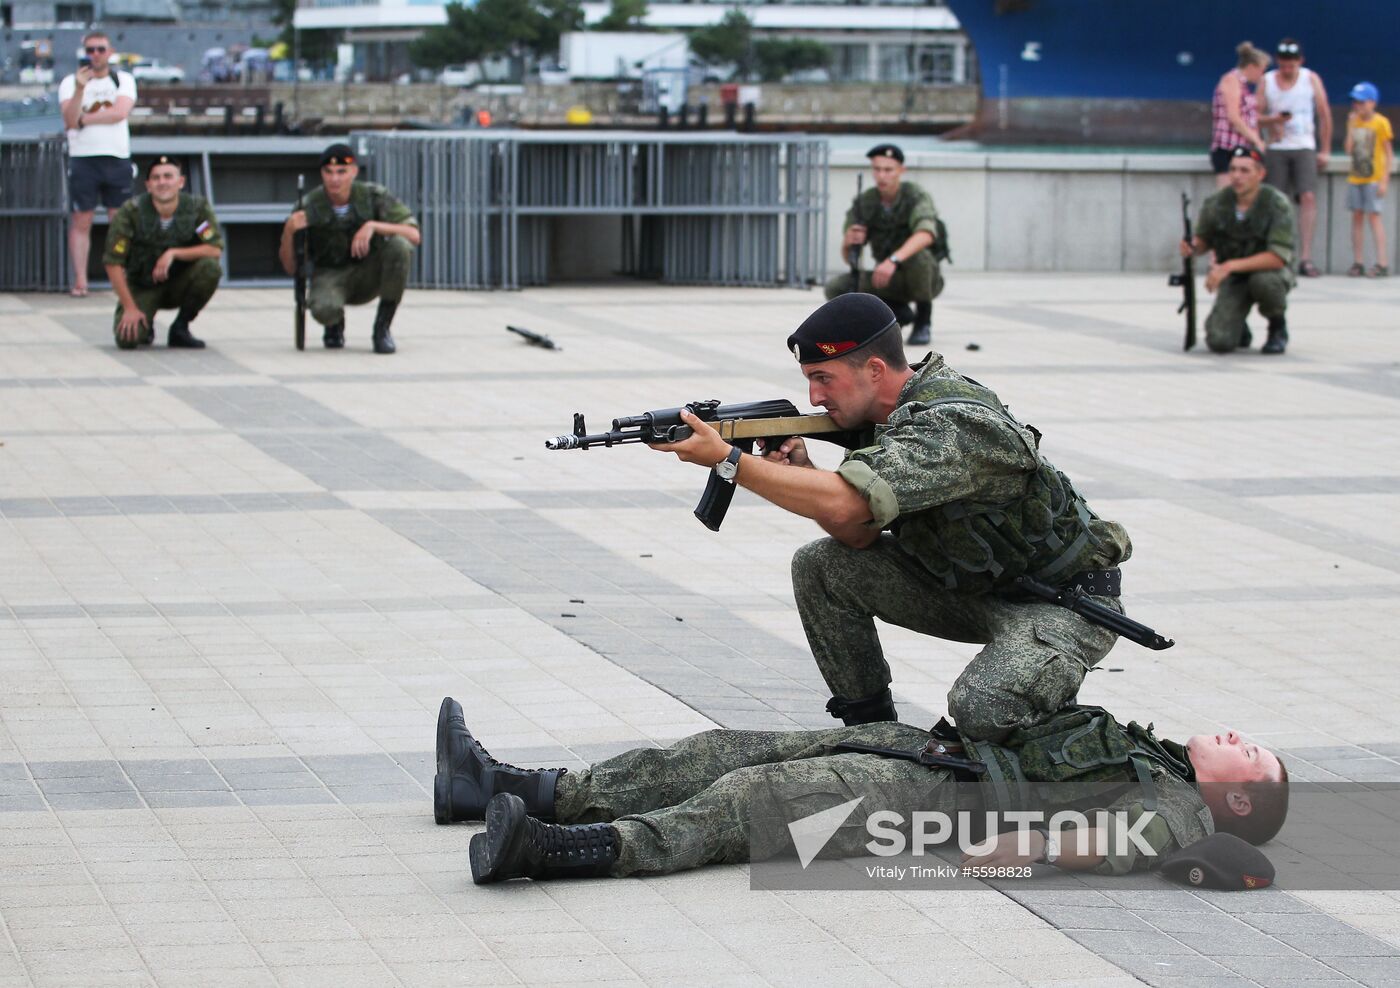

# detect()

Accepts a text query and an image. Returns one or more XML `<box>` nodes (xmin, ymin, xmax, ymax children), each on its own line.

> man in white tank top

<box><xmin>1260</xmin><ymin>38</ymin><xmax>1332</xmax><ymax>276</ymax></box>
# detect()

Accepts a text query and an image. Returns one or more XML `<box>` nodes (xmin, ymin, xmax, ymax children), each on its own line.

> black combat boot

<box><xmin>434</xmin><ymin>697</ymin><xmax>566</xmax><ymax>824</ymax></box>
<box><xmin>906</xmin><ymin>300</ymin><xmax>932</xmax><ymax>346</ymax></box>
<box><xmin>167</xmin><ymin>310</ymin><xmax>206</xmax><ymax>349</ymax></box>
<box><xmin>323</xmin><ymin>321</ymin><xmax>345</xmax><ymax>349</ymax></box>
<box><xmin>825</xmin><ymin>688</ymin><xmax>898</xmax><ymax>726</ymax></box>
<box><xmin>1261</xmin><ymin>316</ymin><xmax>1288</xmax><ymax>355</ymax></box>
<box><xmin>372</xmin><ymin>301</ymin><xmax>398</xmax><ymax>354</ymax></box>
<box><xmin>470</xmin><ymin>792</ymin><xmax>619</xmax><ymax>884</ymax></box>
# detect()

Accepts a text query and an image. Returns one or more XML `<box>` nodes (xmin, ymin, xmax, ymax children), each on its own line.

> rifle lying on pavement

<box><xmin>546</xmin><ymin>399</ymin><xmax>861</xmax><ymax>531</ymax></box>
<box><xmin>293</xmin><ymin>173</ymin><xmax>308</xmax><ymax>351</ymax></box>
<box><xmin>1168</xmin><ymin>191</ymin><xmax>1197</xmax><ymax>351</ymax></box>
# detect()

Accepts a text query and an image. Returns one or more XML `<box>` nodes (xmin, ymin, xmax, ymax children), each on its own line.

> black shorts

<box><xmin>1209</xmin><ymin>148</ymin><xmax>1238</xmax><ymax>174</ymax></box>
<box><xmin>68</xmin><ymin>155</ymin><xmax>134</xmax><ymax>212</ymax></box>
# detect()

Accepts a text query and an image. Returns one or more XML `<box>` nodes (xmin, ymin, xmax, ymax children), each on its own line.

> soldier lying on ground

<box><xmin>431</xmin><ymin>697</ymin><xmax>1288</xmax><ymax>884</ymax></box>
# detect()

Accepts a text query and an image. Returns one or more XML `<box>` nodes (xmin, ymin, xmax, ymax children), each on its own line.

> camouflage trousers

<box><xmin>791</xmin><ymin>535</ymin><xmax>1122</xmax><ymax>742</ymax></box>
<box><xmin>1205</xmin><ymin>270</ymin><xmax>1290</xmax><ymax>353</ymax></box>
<box><xmin>553</xmin><ymin>722</ymin><xmax>970</xmax><ymax>877</ymax></box>
<box><xmin>823</xmin><ymin>250</ymin><xmax>944</xmax><ymax>305</ymax></box>
<box><xmin>308</xmin><ymin>236</ymin><xmax>412</xmax><ymax>327</ymax></box>
<box><xmin>112</xmin><ymin>257</ymin><xmax>221</xmax><ymax>348</ymax></box>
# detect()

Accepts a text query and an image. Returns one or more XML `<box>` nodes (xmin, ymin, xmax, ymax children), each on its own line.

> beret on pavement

<box><xmin>1160</xmin><ymin>833</ymin><xmax>1276</xmax><ymax>891</ymax></box>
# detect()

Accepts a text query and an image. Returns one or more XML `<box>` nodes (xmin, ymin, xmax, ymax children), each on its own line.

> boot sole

<box><xmin>433</xmin><ymin>697</ymin><xmax>457</xmax><ymax>825</ymax></box>
<box><xmin>470</xmin><ymin>794</ymin><xmax>528</xmax><ymax>884</ymax></box>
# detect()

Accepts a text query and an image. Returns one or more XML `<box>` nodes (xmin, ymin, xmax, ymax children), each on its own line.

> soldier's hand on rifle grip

<box><xmin>285</xmin><ymin>210</ymin><xmax>309</xmax><ymax>234</ymax></box>
<box><xmin>757</xmin><ymin>436</ymin><xmax>813</xmax><ymax>468</ymax></box>
<box><xmin>844</xmin><ymin>224</ymin><xmax>867</xmax><ymax>250</ymax></box>
<box><xmin>1178</xmin><ymin>238</ymin><xmax>1195</xmax><ymax>259</ymax></box>
<box><xmin>650</xmin><ymin>409</ymin><xmax>731</xmax><ymax>467</ymax></box>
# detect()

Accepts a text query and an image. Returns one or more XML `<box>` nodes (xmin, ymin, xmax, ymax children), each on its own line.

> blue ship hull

<box><xmin>944</xmin><ymin>0</ymin><xmax>1398</xmax><ymax>143</ymax></box>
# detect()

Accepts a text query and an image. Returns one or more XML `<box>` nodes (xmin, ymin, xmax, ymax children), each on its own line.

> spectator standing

<box><xmin>58</xmin><ymin>30</ymin><xmax>137</xmax><ymax>296</ymax></box>
<box><xmin>1343</xmin><ymin>82</ymin><xmax>1393</xmax><ymax>278</ymax></box>
<box><xmin>1210</xmin><ymin>42</ymin><xmax>1271</xmax><ymax>189</ymax></box>
<box><xmin>1260</xmin><ymin>39</ymin><xmax>1331</xmax><ymax>277</ymax></box>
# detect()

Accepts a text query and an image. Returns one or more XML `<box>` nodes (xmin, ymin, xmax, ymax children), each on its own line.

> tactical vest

<box><xmin>854</xmin><ymin>183</ymin><xmax>946</xmax><ymax>264</ymax></box>
<box><xmin>960</xmin><ymin>705</ymin><xmax>1203</xmax><ymax>846</ymax></box>
<box><xmin>890</xmin><ymin>375</ymin><xmax>1103</xmax><ymax>594</ymax></box>
<box><xmin>127</xmin><ymin>193</ymin><xmax>202</xmax><ymax>288</ymax></box>
<box><xmin>305</xmin><ymin>182</ymin><xmax>378</xmax><ymax>269</ymax></box>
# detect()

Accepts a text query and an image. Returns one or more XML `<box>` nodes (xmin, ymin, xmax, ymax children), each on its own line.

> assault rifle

<box><xmin>1168</xmin><ymin>191</ymin><xmax>1197</xmax><ymax>351</ymax></box>
<box><xmin>545</xmin><ymin>399</ymin><xmax>860</xmax><ymax>531</ymax></box>
<box><xmin>845</xmin><ymin>174</ymin><xmax>864</xmax><ymax>293</ymax></box>
<box><xmin>293</xmin><ymin>174</ymin><xmax>308</xmax><ymax>351</ymax></box>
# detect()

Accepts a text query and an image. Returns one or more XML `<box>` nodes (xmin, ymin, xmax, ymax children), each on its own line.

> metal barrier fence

<box><xmin>356</xmin><ymin>130</ymin><xmax>828</xmax><ymax>290</ymax></box>
<box><xmin>0</xmin><ymin>135</ymin><xmax>69</xmax><ymax>292</ymax></box>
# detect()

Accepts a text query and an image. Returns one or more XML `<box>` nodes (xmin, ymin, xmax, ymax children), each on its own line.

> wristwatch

<box><xmin>714</xmin><ymin>446</ymin><xmax>743</xmax><ymax>484</ymax></box>
<box><xmin>889</xmin><ymin>255</ymin><xmax>902</xmax><ymax>266</ymax></box>
<box><xmin>1036</xmin><ymin>829</ymin><xmax>1061</xmax><ymax>866</ymax></box>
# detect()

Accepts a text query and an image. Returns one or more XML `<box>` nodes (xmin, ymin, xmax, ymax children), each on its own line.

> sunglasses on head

<box><xmin>1277</xmin><ymin>44</ymin><xmax>1300</xmax><ymax>55</ymax></box>
<box><xmin>85</xmin><ymin>45</ymin><xmax>108</xmax><ymax>53</ymax></box>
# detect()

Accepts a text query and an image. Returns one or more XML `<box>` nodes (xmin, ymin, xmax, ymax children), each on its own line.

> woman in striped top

<box><xmin>1211</xmin><ymin>42</ymin><xmax>1272</xmax><ymax>188</ymax></box>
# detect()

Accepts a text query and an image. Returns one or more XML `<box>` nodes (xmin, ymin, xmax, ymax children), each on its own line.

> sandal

<box><xmin>1368</xmin><ymin>265</ymin><xmax>1390</xmax><ymax>278</ymax></box>
<box><xmin>1299</xmin><ymin>260</ymin><xmax>1321</xmax><ymax>277</ymax></box>
<box><xmin>1347</xmin><ymin>263</ymin><xmax>1366</xmax><ymax>277</ymax></box>
<box><xmin>69</xmin><ymin>285</ymin><xmax>88</xmax><ymax>297</ymax></box>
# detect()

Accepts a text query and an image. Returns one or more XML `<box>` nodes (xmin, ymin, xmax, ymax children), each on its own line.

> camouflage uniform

<box><xmin>303</xmin><ymin>181</ymin><xmax>417</xmax><ymax>327</ymax></box>
<box><xmin>824</xmin><ymin>181</ymin><xmax>944</xmax><ymax>305</ymax></box>
<box><xmin>102</xmin><ymin>192</ymin><xmax>222</xmax><ymax>348</ymax></box>
<box><xmin>1195</xmin><ymin>185</ymin><xmax>1296</xmax><ymax>353</ymax></box>
<box><xmin>797</xmin><ymin>355</ymin><xmax>1133</xmax><ymax>741</ymax></box>
<box><xmin>552</xmin><ymin>716</ymin><xmax>1211</xmax><ymax>878</ymax></box>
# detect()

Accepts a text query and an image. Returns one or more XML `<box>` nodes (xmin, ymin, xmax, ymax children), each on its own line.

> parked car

<box><xmin>130</xmin><ymin>59</ymin><xmax>185</xmax><ymax>83</ymax></box>
<box><xmin>437</xmin><ymin>64</ymin><xmax>481</xmax><ymax>87</ymax></box>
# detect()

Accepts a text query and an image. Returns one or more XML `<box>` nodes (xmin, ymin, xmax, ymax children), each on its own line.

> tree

<box><xmin>754</xmin><ymin>38</ymin><xmax>831</xmax><ymax>81</ymax></box>
<box><xmin>270</xmin><ymin>0</ymin><xmax>338</xmax><ymax>68</ymax></box>
<box><xmin>410</xmin><ymin>0</ymin><xmax>584</xmax><ymax>70</ymax></box>
<box><xmin>596</xmin><ymin>0</ymin><xmax>649</xmax><ymax>31</ymax></box>
<box><xmin>688</xmin><ymin>8</ymin><xmax>753</xmax><ymax>77</ymax></box>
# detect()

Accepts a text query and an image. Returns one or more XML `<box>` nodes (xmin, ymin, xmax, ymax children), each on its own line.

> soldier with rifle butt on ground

<box><xmin>1179</xmin><ymin>147</ymin><xmax>1296</xmax><ymax>355</ymax></box>
<box><xmin>278</xmin><ymin>143</ymin><xmax>421</xmax><ymax>354</ymax></box>
<box><xmin>102</xmin><ymin>155</ymin><xmax>222</xmax><ymax>350</ymax></box>
<box><xmin>825</xmin><ymin>144</ymin><xmax>946</xmax><ymax>346</ymax></box>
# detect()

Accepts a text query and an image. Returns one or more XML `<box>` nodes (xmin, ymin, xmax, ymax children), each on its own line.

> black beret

<box><xmin>144</xmin><ymin>154</ymin><xmax>183</xmax><ymax>178</ymax></box>
<box><xmin>867</xmin><ymin>143</ymin><xmax>904</xmax><ymax>163</ymax></box>
<box><xmin>320</xmin><ymin>142</ymin><xmax>357</xmax><ymax>167</ymax></box>
<box><xmin>787</xmin><ymin>294</ymin><xmax>897</xmax><ymax>364</ymax></box>
<box><xmin>1160</xmin><ymin>833</ymin><xmax>1276</xmax><ymax>891</ymax></box>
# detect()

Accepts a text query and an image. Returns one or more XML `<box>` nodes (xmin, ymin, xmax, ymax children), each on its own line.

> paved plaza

<box><xmin>2</xmin><ymin>271</ymin><xmax>1400</xmax><ymax>987</ymax></box>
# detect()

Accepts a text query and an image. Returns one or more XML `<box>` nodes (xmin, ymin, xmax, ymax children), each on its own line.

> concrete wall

<box><xmin>829</xmin><ymin>151</ymin><xmax>1400</xmax><ymax>274</ymax></box>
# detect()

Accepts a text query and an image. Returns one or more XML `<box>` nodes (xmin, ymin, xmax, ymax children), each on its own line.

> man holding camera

<box><xmin>1260</xmin><ymin>38</ymin><xmax>1331</xmax><ymax>278</ymax></box>
<box><xmin>58</xmin><ymin>31</ymin><xmax>138</xmax><ymax>297</ymax></box>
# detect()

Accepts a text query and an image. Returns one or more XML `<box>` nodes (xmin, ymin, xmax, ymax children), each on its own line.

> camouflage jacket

<box><xmin>304</xmin><ymin>181</ymin><xmax>416</xmax><ymax>269</ymax></box>
<box><xmin>103</xmin><ymin>193</ymin><xmax>222</xmax><ymax>288</ymax></box>
<box><xmin>836</xmin><ymin>355</ymin><xmax>1132</xmax><ymax>592</ymax></box>
<box><xmin>1196</xmin><ymin>185</ymin><xmax>1297</xmax><ymax>286</ymax></box>
<box><xmin>846</xmin><ymin>180</ymin><xmax>940</xmax><ymax>263</ymax></box>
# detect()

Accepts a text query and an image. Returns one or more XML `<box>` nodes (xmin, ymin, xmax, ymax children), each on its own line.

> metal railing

<box><xmin>357</xmin><ymin>129</ymin><xmax>828</xmax><ymax>290</ymax></box>
<box><xmin>0</xmin><ymin>135</ymin><xmax>69</xmax><ymax>292</ymax></box>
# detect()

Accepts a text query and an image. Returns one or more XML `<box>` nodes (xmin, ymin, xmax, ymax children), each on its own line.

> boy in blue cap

<box><xmin>1343</xmin><ymin>82</ymin><xmax>1393</xmax><ymax>277</ymax></box>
